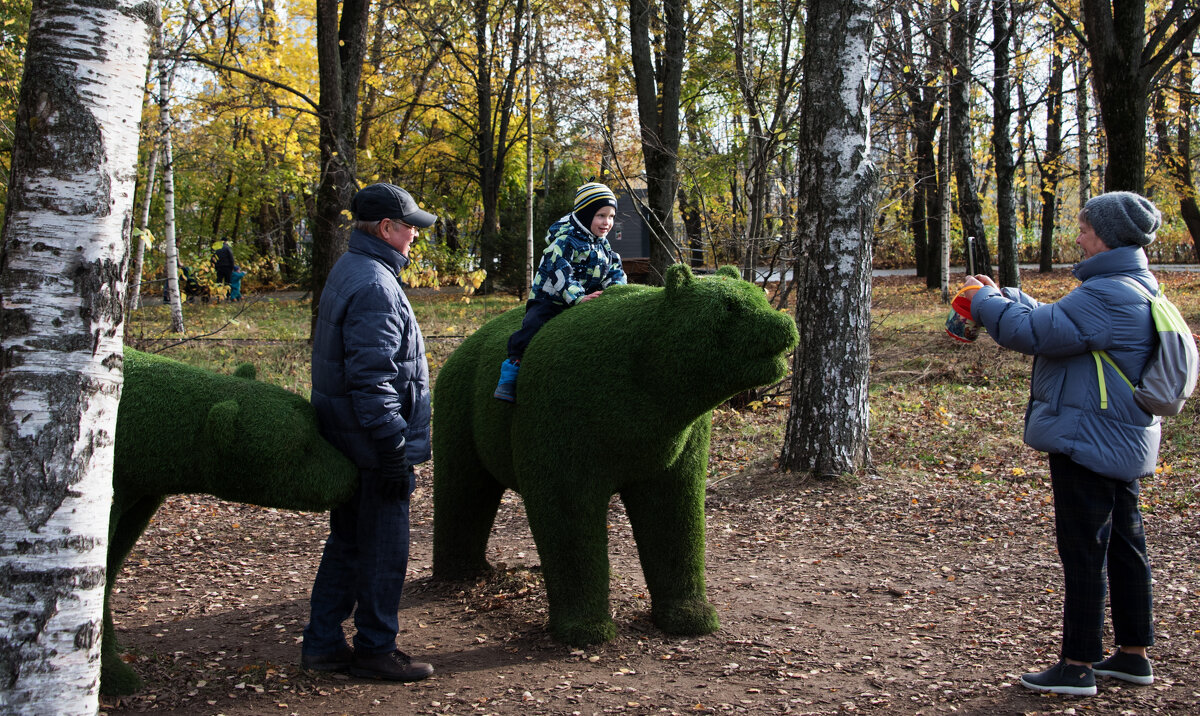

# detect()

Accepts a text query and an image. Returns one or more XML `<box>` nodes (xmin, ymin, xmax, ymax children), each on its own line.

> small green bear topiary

<box><xmin>432</xmin><ymin>264</ymin><xmax>799</xmax><ymax>646</ymax></box>
<box><xmin>102</xmin><ymin>349</ymin><xmax>358</xmax><ymax>695</ymax></box>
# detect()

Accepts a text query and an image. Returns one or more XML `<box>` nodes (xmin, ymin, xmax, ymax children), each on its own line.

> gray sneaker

<box><xmin>1093</xmin><ymin>651</ymin><xmax>1153</xmax><ymax>685</ymax></box>
<box><xmin>1019</xmin><ymin>660</ymin><xmax>1096</xmax><ymax>696</ymax></box>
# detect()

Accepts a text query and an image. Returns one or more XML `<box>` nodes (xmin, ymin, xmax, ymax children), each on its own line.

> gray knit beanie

<box><xmin>1081</xmin><ymin>191</ymin><xmax>1162</xmax><ymax>248</ymax></box>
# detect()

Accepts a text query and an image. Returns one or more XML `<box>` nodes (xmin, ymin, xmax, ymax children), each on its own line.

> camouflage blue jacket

<box><xmin>529</xmin><ymin>214</ymin><xmax>626</xmax><ymax>305</ymax></box>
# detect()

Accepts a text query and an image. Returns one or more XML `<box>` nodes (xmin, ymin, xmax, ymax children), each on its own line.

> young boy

<box><xmin>229</xmin><ymin>265</ymin><xmax>246</xmax><ymax>300</ymax></box>
<box><xmin>493</xmin><ymin>182</ymin><xmax>626</xmax><ymax>402</ymax></box>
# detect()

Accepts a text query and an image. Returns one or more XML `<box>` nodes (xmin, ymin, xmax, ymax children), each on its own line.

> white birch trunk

<box><xmin>940</xmin><ymin>107</ymin><xmax>952</xmax><ymax>303</ymax></box>
<box><xmin>0</xmin><ymin>0</ymin><xmax>156</xmax><ymax>713</ymax></box>
<box><xmin>126</xmin><ymin>142</ymin><xmax>158</xmax><ymax>313</ymax></box>
<box><xmin>157</xmin><ymin>51</ymin><xmax>184</xmax><ymax>332</ymax></box>
<box><xmin>780</xmin><ymin>0</ymin><xmax>877</xmax><ymax>477</ymax></box>
<box><xmin>126</xmin><ymin>53</ymin><xmax>161</xmax><ymax>314</ymax></box>
<box><xmin>940</xmin><ymin>45</ymin><xmax>953</xmax><ymax>302</ymax></box>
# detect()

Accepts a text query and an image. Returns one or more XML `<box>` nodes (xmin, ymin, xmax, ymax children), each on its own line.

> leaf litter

<box><xmin>105</xmin><ymin>274</ymin><xmax>1200</xmax><ymax>714</ymax></box>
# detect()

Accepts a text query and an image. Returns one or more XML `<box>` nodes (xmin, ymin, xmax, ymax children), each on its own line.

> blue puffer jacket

<box><xmin>970</xmin><ymin>245</ymin><xmax>1160</xmax><ymax>480</ymax></box>
<box><xmin>311</xmin><ymin>230</ymin><xmax>431</xmax><ymax>468</ymax></box>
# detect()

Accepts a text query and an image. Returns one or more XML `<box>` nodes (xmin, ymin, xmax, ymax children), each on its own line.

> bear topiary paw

<box><xmin>552</xmin><ymin>617</ymin><xmax>618</xmax><ymax>646</ymax></box>
<box><xmin>652</xmin><ymin>598</ymin><xmax>720</xmax><ymax>636</ymax></box>
<box><xmin>101</xmin><ymin>650</ymin><xmax>144</xmax><ymax>696</ymax></box>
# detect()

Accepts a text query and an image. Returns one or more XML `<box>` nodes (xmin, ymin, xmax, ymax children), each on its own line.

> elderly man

<box><xmin>301</xmin><ymin>183</ymin><xmax>436</xmax><ymax>682</ymax></box>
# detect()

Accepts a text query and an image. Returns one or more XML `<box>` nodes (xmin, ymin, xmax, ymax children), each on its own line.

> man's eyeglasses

<box><xmin>387</xmin><ymin>217</ymin><xmax>418</xmax><ymax>231</ymax></box>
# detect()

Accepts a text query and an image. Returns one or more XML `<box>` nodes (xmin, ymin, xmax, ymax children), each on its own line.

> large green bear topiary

<box><xmin>102</xmin><ymin>349</ymin><xmax>358</xmax><ymax>695</ymax></box>
<box><xmin>432</xmin><ymin>264</ymin><xmax>799</xmax><ymax>646</ymax></box>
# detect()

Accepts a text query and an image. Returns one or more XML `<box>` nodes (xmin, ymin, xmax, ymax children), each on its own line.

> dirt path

<box><xmin>102</xmin><ymin>461</ymin><xmax>1199</xmax><ymax>715</ymax></box>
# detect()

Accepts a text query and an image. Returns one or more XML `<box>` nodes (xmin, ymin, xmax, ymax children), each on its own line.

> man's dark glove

<box><xmin>376</xmin><ymin>437</ymin><xmax>410</xmax><ymax>502</ymax></box>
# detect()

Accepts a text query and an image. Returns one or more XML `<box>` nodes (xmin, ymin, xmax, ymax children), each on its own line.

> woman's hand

<box><xmin>971</xmin><ymin>274</ymin><xmax>997</xmax><ymax>288</ymax></box>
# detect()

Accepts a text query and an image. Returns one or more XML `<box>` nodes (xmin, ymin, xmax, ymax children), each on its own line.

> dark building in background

<box><xmin>611</xmin><ymin>188</ymin><xmax>651</xmax><ymax>282</ymax></box>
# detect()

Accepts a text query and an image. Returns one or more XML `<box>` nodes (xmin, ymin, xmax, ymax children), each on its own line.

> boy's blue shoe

<box><xmin>493</xmin><ymin>359</ymin><xmax>519</xmax><ymax>403</ymax></box>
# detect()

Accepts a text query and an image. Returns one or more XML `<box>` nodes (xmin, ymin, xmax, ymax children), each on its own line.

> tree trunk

<box><xmin>127</xmin><ymin>141</ymin><xmax>159</xmax><ymax>313</ymax></box>
<box><xmin>895</xmin><ymin>20</ymin><xmax>934</xmax><ymax>284</ymax></box>
<box><xmin>1177</xmin><ymin>42</ymin><xmax>1200</xmax><ymax>261</ymax></box>
<box><xmin>470</xmin><ymin>0</ymin><xmax>527</xmax><ymax>294</ymax></box>
<box><xmin>127</xmin><ymin>53</ymin><xmax>160</xmax><ymax>314</ymax></box>
<box><xmin>0</xmin><ymin>0</ymin><xmax>155</xmax><ymax>711</ymax></box>
<box><xmin>910</xmin><ymin>146</ymin><xmax>928</xmax><ymax>279</ymax></box>
<box><xmin>1015</xmin><ymin>50</ymin><xmax>1032</xmax><ymax>236</ymax></box>
<box><xmin>1039</xmin><ymin>20</ymin><xmax>1064</xmax><ymax>273</ymax></box>
<box><xmin>921</xmin><ymin>12</ymin><xmax>948</xmax><ymax>288</ymax></box>
<box><xmin>524</xmin><ymin>4</ymin><xmax>535</xmax><ymax>297</ymax></box>
<box><xmin>1075</xmin><ymin>55</ymin><xmax>1090</xmax><ymax>208</ymax></box>
<box><xmin>678</xmin><ymin>187</ymin><xmax>704</xmax><ymax>268</ymax></box>
<box><xmin>991</xmin><ymin>0</ymin><xmax>1019</xmax><ymax>288</ymax></box>
<box><xmin>779</xmin><ymin>0</ymin><xmax>876</xmax><ymax>478</ymax></box>
<box><xmin>158</xmin><ymin>55</ymin><xmax>185</xmax><ymax>332</ymax></box>
<box><xmin>939</xmin><ymin>105</ymin><xmax>952</xmax><ymax>302</ymax></box>
<box><xmin>1080</xmin><ymin>0</ymin><xmax>1146</xmax><ymax>192</ymax></box>
<box><xmin>310</xmin><ymin>0</ymin><xmax>370</xmax><ymax>327</ymax></box>
<box><xmin>1154</xmin><ymin>37</ymin><xmax>1200</xmax><ymax>261</ymax></box>
<box><xmin>949</xmin><ymin>0</ymin><xmax>991</xmax><ymax>277</ymax></box>
<box><xmin>916</xmin><ymin>113</ymin><xmax>941</xmax><ymax>287</ymax></box>
<box><xmin>629</xmin><ymin>0</ymin><xmax>685</xmax><ymax>284</ymax></box>
<box><xmin>1079</xmin><ymin>0</ymin><xmax>1200</xmax><ymax>193</ymax></box>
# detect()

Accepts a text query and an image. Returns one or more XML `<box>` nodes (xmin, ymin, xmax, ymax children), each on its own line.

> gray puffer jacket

<box><xmin>311</xmin><ymin>230</ymin><xmax>431</xmax><ymax>468</ymax></box>
<box><xmin>970</xmin><ymin>245</ymin><xmax>1159</xmax><ymax>480</ymax></box>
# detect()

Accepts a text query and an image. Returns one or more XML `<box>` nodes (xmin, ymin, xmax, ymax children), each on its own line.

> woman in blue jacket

<box><xmin>965</xmin><ymin>192</ymin><xmax>1162</xmax><ymax>696</ymax></box>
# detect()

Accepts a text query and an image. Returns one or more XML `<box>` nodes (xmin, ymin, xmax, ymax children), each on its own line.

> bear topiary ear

<box><xmin>205</xmin><ymin>399</ymin><xmax>240</xmax><ymax>446</ymax></box>
<box><xmin>714</xmin><ymin>265</ymin><xmax>739</xmax><ymax>279</ymax></box>
<box><xmin>665</xmin><ymin>263</ymin><xmax>694</xmax><ymax>293</ymax></box>
<box><xmin>234</xmin><ymin>363</ymin><xmax>256</xmax><ymax>380</ymax></box>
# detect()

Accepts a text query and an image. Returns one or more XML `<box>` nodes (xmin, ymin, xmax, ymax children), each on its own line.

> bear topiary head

<box><xmin>648</xmin><ymin>263</ymin><xmax>795</xmax><ymax>404</ymax></box>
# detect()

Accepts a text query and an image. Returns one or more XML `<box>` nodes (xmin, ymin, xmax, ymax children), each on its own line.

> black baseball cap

<box><xmin>351</xmin><ymin>183</ymin><xmax>437</xmax><ymax>228</ymax></box>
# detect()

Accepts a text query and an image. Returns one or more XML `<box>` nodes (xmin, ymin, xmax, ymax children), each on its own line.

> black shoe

<box><xmin>1093</xmin><ymin>651</ymin><xmax>1154</xmax><ymax>685</ymax></box>
<box><xmin>1019</xmin><ymin>660</ymin><xmax>1096</xmax><ymax>696</ymax></box>
<box><xmin>300</xmin><ymin>644</ymin><xmax>354</xmax><ymax>672</ymax></box>
<box><xmin>350</xmin><ymin>649</ymin><xmax>434</xmax><ymax>682</ymax></box>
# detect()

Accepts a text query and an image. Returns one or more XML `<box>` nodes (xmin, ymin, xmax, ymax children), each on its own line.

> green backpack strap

<box><xmin>1092</xmin><ymin>350</ymin><xmax>1135</xmax><ymax>410</ymax></box>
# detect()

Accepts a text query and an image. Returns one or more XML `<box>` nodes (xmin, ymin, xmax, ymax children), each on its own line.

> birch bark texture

<box><xmin>779</xmin><ymin>0</ymin><xmax>876</xmax><ymax>477</ymax></box>
<box><xmin>0</xmin><ymin>0</ymin><xmax>156</xmax><ymax>712</ymax></box>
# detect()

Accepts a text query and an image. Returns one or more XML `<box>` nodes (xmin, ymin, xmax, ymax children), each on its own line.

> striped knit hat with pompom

<box><xmin>572</xmin><ymin>182</ymin><xmax>618</xmax><ymax>231</ymax></box>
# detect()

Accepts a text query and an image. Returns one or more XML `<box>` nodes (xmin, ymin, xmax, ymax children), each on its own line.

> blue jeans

<box><xmin>303</xmin><ymin>466</ymin><xmax>415</xmax><ymax>656</ymax></box>
<box><xmin>1049</xmin><ymin>454</ymin><xmax>1154</xmax><ymax>662</ymax></box>
<box><xmin>507</xmin><ymin>298</ymin><xmax>566</xmax><ymax>361</ymax></box>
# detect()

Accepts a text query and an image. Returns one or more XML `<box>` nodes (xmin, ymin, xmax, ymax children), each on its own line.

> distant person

<box><xmin>213</xmin><ymin>239</ymin><xmax>235</xmax><ymax>292</ymax></box>
<box><xmin>493</xmin><ymin>182</ymin><xmax>626</xmax><ymax>402</ymax></box>
<box><xmin>229</xmin><ymin>265</ymin><xmax>246</xmax><ymax>301</ymax></box>
<box><xmin>301</xmin><ymin>183</ymin><xmax>436</xmax><ymax>682</ymax></box>
<box><xmin>961</xmin><ymin>191</ymin><xmax>1164</xmax><ymax>696</ymax></box>
<box><xmin>164</xmin><ymin>264</ymin><xmax>202</xmax><ymax>303</ymax></box>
